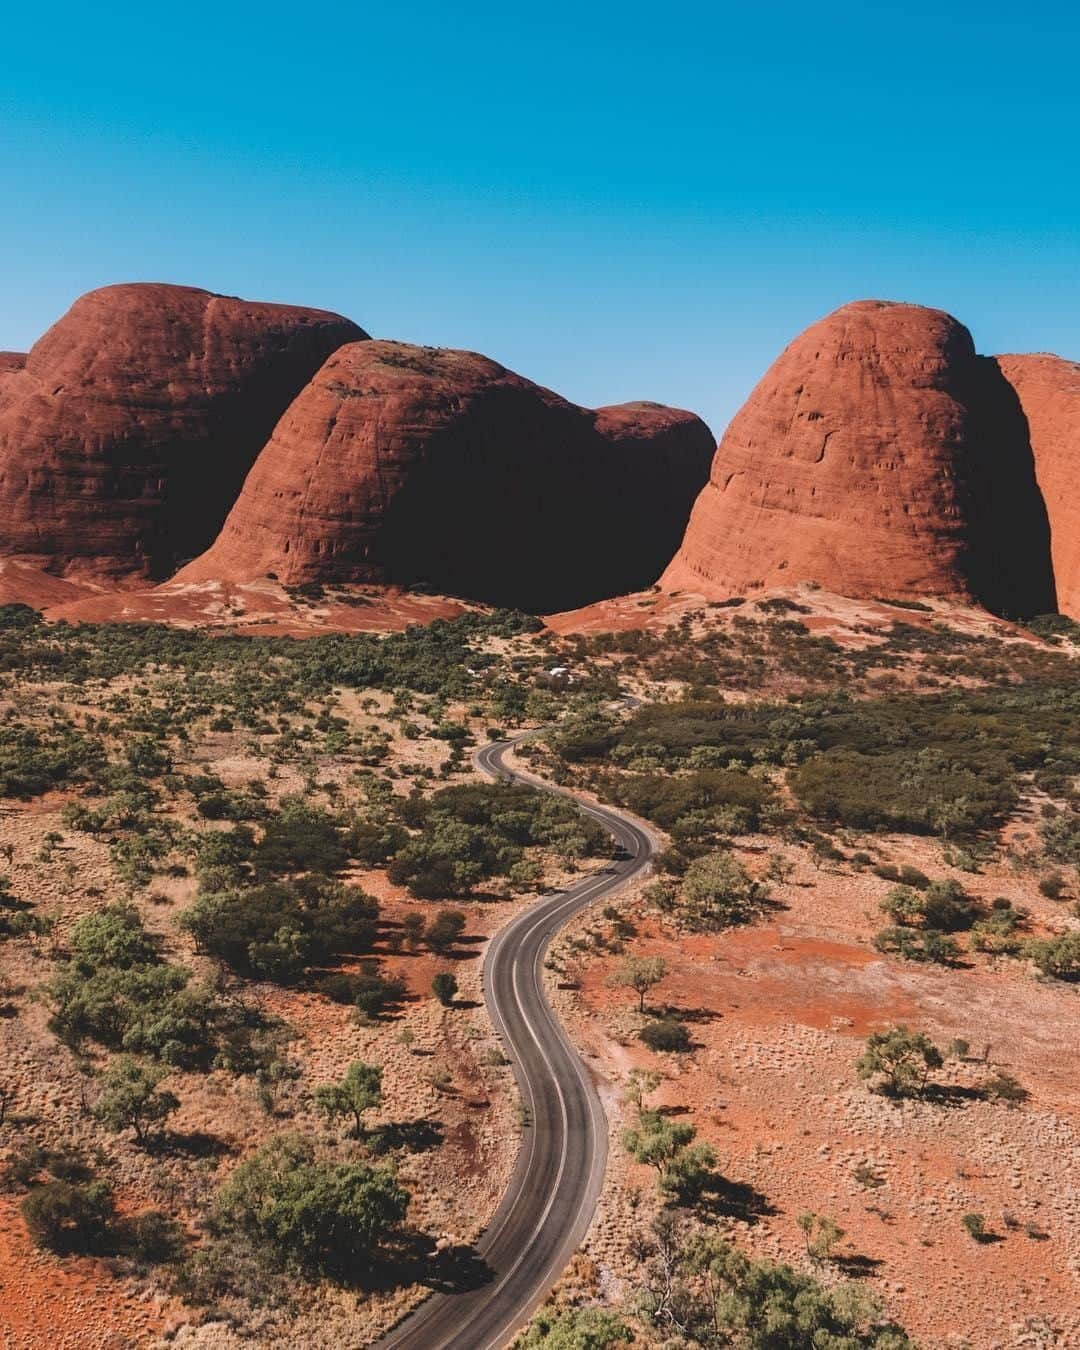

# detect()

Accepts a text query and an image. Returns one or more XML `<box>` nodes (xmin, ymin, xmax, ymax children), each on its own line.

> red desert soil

<box><xmin>0</xmin><ymin>561</ymin><xmax>467</xmax><ymax>633</ymax></box>
<box><xmin>0</xmin><ymin>1197</ymin><xmax>168</xmax><ymax>1349</ymax></box>
<box><xmin>551</xmin><ymin>833</ymin><xmax>1080</xmax><ymax>1349</ymax></box>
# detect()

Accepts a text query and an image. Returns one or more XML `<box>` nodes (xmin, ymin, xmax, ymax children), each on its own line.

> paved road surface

<box><xmin>375</xmin><ymin>733</ymin><xmax>656</xmax><ymax>1350</ymax></box>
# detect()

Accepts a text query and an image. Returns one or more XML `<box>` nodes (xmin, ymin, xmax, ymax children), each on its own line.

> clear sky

<box><xmin>2</xmin><ymin>0</ymin><xmax>1078</xmax><ymax>438</ymax></box>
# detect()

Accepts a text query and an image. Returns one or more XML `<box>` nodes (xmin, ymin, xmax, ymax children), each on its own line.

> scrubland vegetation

<box><xmin>1</xmin><ymin>595</ymin><xmax>1078</xmax><ymax>1345</ymax></box>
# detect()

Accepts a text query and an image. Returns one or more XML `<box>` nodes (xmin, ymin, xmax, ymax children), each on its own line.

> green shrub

<box><xmin>22</xmin><ymin>1179</ymin><xmax>115</xmax><ymax>1254</ymax></box>
<box><xmin>432</xmin><ymin>972</ymin><xmax>458</xmax><ymax>1006</ymax></box>
<box><xmin>1024</xmin><ymin>931</ymin><xmax>1080</xmax><ymax>980</ymax></box>
<box><xmin>212</xmin><ymin>1133</ymin><xmax>408</xmax><ymax>1277</ymax></box>
<box><xmin>638</xmin><ymin>1019</ymin><xmax>691</xmax><ymax>1053</ymax></box>
<box><xmin>856</xmin><ymin>1027</ymin><xmax>943</xmax><ymax>1096</ymax></box>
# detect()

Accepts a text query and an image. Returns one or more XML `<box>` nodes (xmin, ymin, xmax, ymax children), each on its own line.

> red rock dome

<box><xmin>0</xmin><ymin>284</ymin><xmax>365</xmax><ymax>580</ymax></box>
<box><xmin>994</xmin><ymin>353</ymin><xmax>1080</xmax><ymax>619</ymax></box>
<box><xmin>661</xmin><ymin>301</ymin><xmax>991</xmax><ymax>603</ymax></box>
<box><xmin>178</xmin><ymin>341</ymin><xmax>713</xmax><ymax>612</ymax></box>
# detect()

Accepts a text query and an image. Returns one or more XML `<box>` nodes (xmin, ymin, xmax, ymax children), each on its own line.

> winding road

<box><xmin>375</xmin><ymin>733</ymin><xmax>656</xmax><ymax>1350</ymax></box>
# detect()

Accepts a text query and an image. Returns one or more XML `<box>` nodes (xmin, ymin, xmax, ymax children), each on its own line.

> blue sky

<box><xmin>2</xmin><ymin>0</ymin><xmax>1078</xmax><ymax>437</ymax></box>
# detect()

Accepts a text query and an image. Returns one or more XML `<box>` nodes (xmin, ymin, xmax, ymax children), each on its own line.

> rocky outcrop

<box><xmin>661</xmin><ymin>300</ymin><xmax>1059</xmax><ymax>617</ymax></box>
<box><xmin>994</xmin><ymin>354</ymin><xmax>1080</xmax><ymax>618</ymax></box>
<box><xmin>0</xmin><ymin>353</ymin><xmax>25</xmax><ymax>374</ymax></box>
<box><xmin>0</xmin><ymin>284</ymin><xmax>365</xmax><ymax>579</ymax></box>
<box><xmin>178</xmin><ymin>341</ymin><xmax>713</xmax><ymax>612</ymax></box>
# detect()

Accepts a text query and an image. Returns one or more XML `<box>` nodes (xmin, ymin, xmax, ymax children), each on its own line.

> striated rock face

<box><xmin>0</xmin><ymin>353</ymin><xmax>26</xmax><ymax>375</ymax></box>
<box><xmin>661</xmin><ymin>300</ymin><xmax>1057</xmax><ymax>616</ymax></box>
<box><xmin>179</xmin><ymin>341</ymin><xmax>713</xmax><ymax>612</ymax></box>
<box><xmin>0</xmin><ymin>284</ymin><xmax>365</xmax><ymax>579</ymax></box>
<box><xmin>994</xmin><ymin>353</ymin><xmax>1080</xmax><ymax>618</ymax></box>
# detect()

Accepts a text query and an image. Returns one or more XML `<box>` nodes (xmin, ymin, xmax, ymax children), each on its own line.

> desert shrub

<box><xmin>425</xmin><ymin>908</ymin><xmax>467</xmax><ymax>954</ymax></box>
<box><xmin>22</xmin><ymin>1179</ymin><xmax>115</xmax><ymax>1254</ymax></box>
<box><xmin>919</xmin><ymin>879</ymin><xmax>979</xmax><ymax>932</ymax></box>
<box><xmin>1038</xmin><ymin>872</ymin><xmax>1068</xmax><ymax>900</ymax></box>
<box><xmin>873</xmin><ymin>927</ymin><xmax>959</xmax><ymax>965</ymax></box>
<box><xmin>1041</xmin><ymin>811</ymin><xmax>1080</xmax><ymax>865</ymax></box>
<box><xmin>252</xmin><ymin>799</ymin><xmax>349</xmax><ymax>877</ymax></box>
<box><xmin>127</xmin><ymin>1209</ymin><xmax>187</xmax><ymax>1265</ymax></box>
<box><xmin>791</xmin><ymin>749</ymin><xmax>1009</xmax><ymax>834</ymax></box>
<box><xmin>638</xmin><ymin>1019</ymin><xmax>691</xmax><ymax>1053</ymax></box>
<box><xmin>0</xmin><ymin>725</ymin><xmax>106</xmax><ymax>799</ymax></box>
<box><xmin>431</xmin><ymin>972</ymin><xmax>458</xmax><ymax>1006</ymax></box>
<box><xmin>48</xmin><ymin>904</ymin><xmax>276</xmax><ymax>1070</ymax></box>
<box><xmin>657</xmin><ymin>851</ymin><xmax>769</xmax><ymax>931</ymax></box>
<box><xmin>518</xmin><ymin>1305</ymin><xmax>633</xmax><ymax>1348</ymax></box>
<box><xmin>1024</xmin><ymin>931</ymin><xmax>1080</xmax><ymax>980</ymax></box>
<box><xmin>351</xmin><ymin>962</ymin><xmax>407</xmax><ymax>1020</ymax></box>
<box><xmin>347</xmin><ymin>819</ymin><xmax>408</xmax><ymax>864</ymax></box>
<box><xmin>180</xmin><ymin>876</ymin><xmax>378</xmax><ymax>983</ymax></box>
<box><xmin>982</xmin><ymin>1070</ymin><xmax>1028</xmax><ymax>1104</ymax></box>
<box><xmin>970</xmin><ymin>901</ymin><xmax>1027</xmax><ymax>953</ymax></box>
<box><xmin>898</xmin><ymin>865</ymin><xmax>930</xmax><ymax>889</ymax></box>
<box><xmin>608</xmin><ymin>769</ymin><xmax>771</xmax><ymax>835</ymax></box>
<box><xmin>390</xmin><ymin>782</ymin><xmax>605</xmax><ymax>898</ymax></box>
<box><xmin>211</xmin><ymin>1133</ymin><xmax>408</xmax><ymax>1278</ymax></box>
<box><xmin>638</xmin><ymin>1212</ymin><xmax>914</xmax><ymax>1347</ymax></box>
<box><xmin>856</xmin><ymin>1027</ymin><xmax>943</xmax><ymax>1096</ymax></box>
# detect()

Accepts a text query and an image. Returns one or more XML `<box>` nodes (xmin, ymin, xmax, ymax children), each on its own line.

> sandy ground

<box><xmin>546</xmin><ymin>824</ymin><xmax>1080</xmax><ymax>1349</ymax></box>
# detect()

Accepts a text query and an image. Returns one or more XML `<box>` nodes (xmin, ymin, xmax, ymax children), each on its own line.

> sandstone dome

<box><xmin>0</xmin><ymin>283</ymin><xmax>365</xmax><ymax>580</ymax></box>
<box><xmin>178</xmin><ymin>340</ymin><xmax>714</xmax><ymax>613</ymax></box>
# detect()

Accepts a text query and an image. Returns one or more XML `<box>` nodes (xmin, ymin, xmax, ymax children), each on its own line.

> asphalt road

<box><xmin>374</xmin><ymin>733</ymin><xmax>656</xmax><ymax>1350</ymax></box>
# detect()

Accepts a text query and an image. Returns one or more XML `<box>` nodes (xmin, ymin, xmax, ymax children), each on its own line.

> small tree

<box><xmin>92</xmin><ymin>1057</ymin><xmax>179</xmax><ymax>1144</ymax></box>
<box><xmin>426</xmin><ymin>909</ymin><xmax>467</xmax><ymax>955</ymax></box>
<box><xmin>432</xmin><ymin>972</ymin><xmax>458</xmax><ymax>1006</ymax></box>
<box><xmin>314</xmin><ymin>1061</ymin><xmax>383</xmax><ymax>1138</ymax></box>
<box><xmin>797</xmin><ymin>1211</ymin><xmax>845</xmax><ymax>1263</ymax></box>
<box><xmin>677</xmin><ymin>851</ymin><xmax>769</xmax><ymax>929</ymax></box>
<box><xmin>606</xmin><ymin>955</ymin><xmax>667</xmax><ymax>1014</ymax></box>
<box><xmin>623</xmin><ymin>1109</ymin><xmax>695</xmax><ymax>1175</ymax></box>
<box><xmin>519</xmin><ymin>1306</ymin><xmax>633</xmax><ymax>1348</ymax></box>
<box><xmin>625</xmin><ymin>1067</ymin><xmax>662</xmax><ymax>1113</ymax></box>
<box><xmin>962</xmin><ymin>1212</ymin><xmax>989</xmax><ymax>1243</ymax></box>
<box><xmin>856</xmin><ymin>1026</ymin><xmax>943</xmax><ymax>1097</ymax></box>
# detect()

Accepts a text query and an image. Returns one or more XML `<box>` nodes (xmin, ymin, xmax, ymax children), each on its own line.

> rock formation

<box><xmin>992</xmin><ymin>354</ymin><xmax>1080</xmax><ymax>619</ymax></box>
<box><xmin>178</xmin><ymin>341</ymin><xmax>713</xmax><ymax>612</ymax></box>
<box><xmin>661</xmin><ymin>300</ymin><xmax>1059</xmax><ymax>618</ymax></box>
<box><xmin>0</xmin><ymin>353</ymin><xmax>25</xmax><ymax>375</ymax></box>
<box><xmin>0</xmin><ymin>284</ymin><xmax>365</xmax><ymax>580</ymax></box>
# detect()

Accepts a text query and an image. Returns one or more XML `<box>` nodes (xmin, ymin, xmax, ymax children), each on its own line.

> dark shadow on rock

<box><xmin>368</xmin><ymin>1119</ymin><xmax>445</xmax><ymax>1156</ymax></box>
<box><xmin>660</xmin><ymin>1004</ymin><xmax>723</xmax><ymax>1024</ymax></box>
<box><xmin>693</xmin><ymin>1175</ymin><xmax>776</xmax><ymax>1224</ymax></box>
<box><xmin>833</xmin><ymin>1252</ymin><xmax>886</xmax><ymax>1278</ymax></box>
<box><xmin>922</xmin><ymin>1083</ymin><xmax>988</xmax><ymax>1108</ymax></box>
<box><xmin>150</xmin><ymin>1129</ymin><xmax>234</xmax><ymax>1159</ymax></box>
<box><xmin>360</xmin><ymin>1233</ymin><xmax>494</xmax><ymax>1295</ymax></box>
<box><xmin>961</xmin><ymin>357</ymin><xmax>1057</xmax><ymax>619</ymax></box>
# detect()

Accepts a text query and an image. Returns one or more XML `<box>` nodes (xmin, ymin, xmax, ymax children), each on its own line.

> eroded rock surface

<box><xmin>179</xmin><ymin>341</ymin><xmax>713</xmax><ymax>612</ymax></box>
<box><xmin>662</xmin><ymin>300</ymin><xmax>1061</xmax><ymax>618</ymax></box>
<box><xmin>0</xmin><ymin>284</ymin><xmax>365</xmax><ymax>579</ymax></box>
